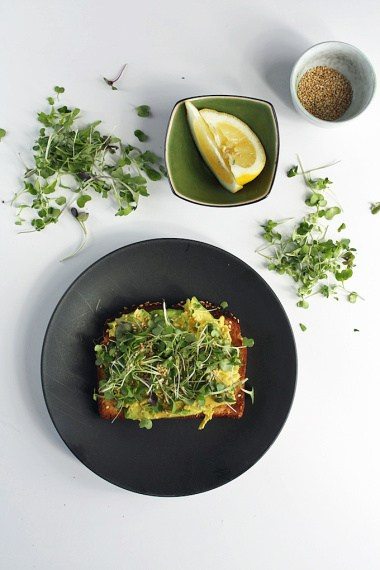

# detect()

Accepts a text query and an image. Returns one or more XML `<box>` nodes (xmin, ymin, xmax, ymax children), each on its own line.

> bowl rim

<box><xmin>165</xmin><ymin>94</ymin><xmax>280</xmax><ymax>208</ymax></box>
<box><xmin>290</xmin><ymin>40</ymin><xmax>377</xmax><ymax>125</ymax></box>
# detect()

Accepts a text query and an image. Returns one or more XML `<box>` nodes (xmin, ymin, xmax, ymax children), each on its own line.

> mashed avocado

<box><xmin>95</xmin><ymin>297</ymin><xmax>243</xmax><ymax>429</ymax></box>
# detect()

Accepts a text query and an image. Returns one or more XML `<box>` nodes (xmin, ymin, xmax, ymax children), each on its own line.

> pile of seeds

<box><xmin>297</xmin><ymin>66</ymin><xmax>353</xmax><ymax>121</ymax></box>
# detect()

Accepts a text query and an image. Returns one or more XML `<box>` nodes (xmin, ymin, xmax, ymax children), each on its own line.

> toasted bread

<box><xmin>97</xmin><ymin>301</ymin><xmax>247</xmax><ymax>422</ymax></box>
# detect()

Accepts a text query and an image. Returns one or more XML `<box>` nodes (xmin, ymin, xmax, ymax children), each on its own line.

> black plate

<box><xmin>41</xmin><ymin>239</ymin><xmax>297</xmax><ymax>496</ymax></box>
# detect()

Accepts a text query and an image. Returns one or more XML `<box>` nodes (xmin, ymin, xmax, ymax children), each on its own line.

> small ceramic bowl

<box><xmin>165</xmin><ymin>95</ymin><xmax>279</xmax><ymax>207</ymax></box>
<box><xmin>290</xmin><ymin>41</ymin><xmax>376</xmax><ymax>127</ymax></box>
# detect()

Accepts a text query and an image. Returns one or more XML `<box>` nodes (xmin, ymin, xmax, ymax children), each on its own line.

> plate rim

<box><xmin>41</xmin><ymin>238</ymin><xmax>297</xmax><ymax>495</ymax></box>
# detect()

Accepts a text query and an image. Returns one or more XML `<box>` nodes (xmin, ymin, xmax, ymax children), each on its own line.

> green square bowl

<box><xmin>165</xmin><ymin>95</ymin><xmax>279</xmax><ymax>207</ymax></box>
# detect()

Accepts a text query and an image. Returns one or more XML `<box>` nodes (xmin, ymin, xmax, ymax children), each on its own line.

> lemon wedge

<box><xmin>185</xmin><ymin>101</ymin><xmax>243</xmax><ymax>193</ymax></box>
<box><xmin>199</xmin><ymin>109</ymin><xmax>266</xmax><ymax>186</ymax></box>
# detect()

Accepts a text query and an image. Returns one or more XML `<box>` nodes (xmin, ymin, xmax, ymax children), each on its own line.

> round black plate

<box><xmin>42</xmin><ymin>239</ymin><xmax>297</xmax><ymax>496</ymax></box>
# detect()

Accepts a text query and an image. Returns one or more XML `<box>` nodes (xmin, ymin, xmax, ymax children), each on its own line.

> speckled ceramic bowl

<box><xmin>290</xmin><ymin>41</ymin><xmax>376</xmax><ymax>126</ymax></box>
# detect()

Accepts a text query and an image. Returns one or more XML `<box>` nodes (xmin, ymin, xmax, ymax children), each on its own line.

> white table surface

<box><xmin>1</xmin><ymin>1</ymin><xmax>379</xmax><ymax>568</ymax></box>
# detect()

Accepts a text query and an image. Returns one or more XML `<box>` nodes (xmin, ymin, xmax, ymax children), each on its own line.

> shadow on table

<box><xmin>248</xmin><ymin>27</ymin><xmax>312</xmax><ymax>113</ymax></box>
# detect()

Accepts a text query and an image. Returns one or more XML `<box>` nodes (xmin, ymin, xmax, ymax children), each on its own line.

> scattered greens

<box><xmin>287</xmin><ymin>165</ymin><xmax>298</xmax><ymax>177</ymax></box>
<box><xmin>0</xmin><ymin>128</ymin><xmax>6</xmax><ymax>141</ymax></box>
<box><xmin>299</xmin><ymin>323</ymin><xmax>307</xmax><ymax>332</ymax></box>
<box><xmin>94</xmin><ymin>298</ymin><xmax>254</xmax><ymax>429</ymax></box>
<box><xmin>370</xmin><ymin>202</ymin><xmax>380</xmax><ymax>215</ymax></box>
<box><xmin>103</xmin><ymin>63</ymin><xmax>127</xmax><ymax>90</ymax></box>
<box><xmin>348</xmin><ymin>291</ymin><xmax>359</xmax><ymax>303</ymax></box>
<box><xmin>220</xmin><ymin>301</ymin><xmax>229</xmax><ymax>309</ymax></box>
<box><xmin>134</xmin><ymin>129</ymin><xmax>148</xmax><ymax>142</ymax></box>
<box><xmin>135</xmin><ymin>105</ymin><xmax>151</xmax><ymax>117</ymax></box>
<box><xmin>258</xmin><ymin>157</ymin><xmax>359</xmax><ymax>307</ymax></box>
<box><xmin>11</xmin><ymin>87</ymin><xmax>164</xmax><ymax>257</ymax></box>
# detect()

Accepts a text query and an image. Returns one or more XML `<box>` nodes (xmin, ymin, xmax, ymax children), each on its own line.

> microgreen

<box><xmin>135</xmin><ymin>105</ymin><xmax>151</xmax><ymax>117</ymax></box>
<box><xmin>0</xmin><ymin>128</ymin><xmax>6</xmax><ymax>141</ymax></box>
<box><xmin>134</xmin><ymin>129</ymin><xmax>148</xmax><ymax>142</ymax></box>
<box><xmin>220</xmin><ymin>301</ymin><xmax>229</xmax><ymax>309</ymax></box>
<box><xmin>61</xmin><ymin>208</ymin><xmax>89</xmax><ymax>261</ymax></box>
<box><xmin>370</xmin><ymin>202</ymin><xmax>380</xmax><ymax>215</ymax></box>
<box><xmin>299</xmin><ymin>323</ymin><xmax>307</xmax><ymax>332</ymax></box>
<box><xmin>139</xmin><ymin>419</ymin><xmax>153</xmax><ymax>429</ymax></box>
<box><xmin>348</xmin><ymin>291</ymin><xmax>359</xmax><ymax>303</ymax></box>
<box><xmin>242</xmin><ymin>337</ymin><xmax>254</xmax><ymax>347</ymax></box>
<box><xmin>94</xmin><ymin>300</ymin><xmax>254</xmax><ymax>429</ymax></box>
<box><xmin>257</xmin><ymin>157</ymin><xmax>359</xmax><ymax>308</ymax></box>
<box><xmin>103</xmin><ymin>63</ymin><xmax>127</xmax><ymax>90</ymax></box>
<box><xmin>11</xmin><ymin>87</ymin><xmax>164</xmax><ymax>257</ymax></box>
<box><xmin>287</xmin><ymin>166</ymin><xmax>298</xmax><ymax>177</ymax></box>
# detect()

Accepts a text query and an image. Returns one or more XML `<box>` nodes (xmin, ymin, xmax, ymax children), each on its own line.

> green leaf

<box><xmin>77</xmin><ymin>212</ymin><xmax>89</xmax><ymax>222</ymax></box>
<box><xmin>145</xmin><ymin>168</ymin><xmax>161</xmax><ymax>181</ymax></box>
<box><xmin>324</xmin><ymin>207</ymin><xmax>341</xmax><ymax>220</ymax></box>
<box><xmin>31</xmin><ymin>218</ymin><xmax>45</xmax><ymax>230</ymax></box>
<box><xmin>141</xmin><ymin>150</ymin><xmax>160</xmax><ymax>163</ymax></box>
<box><xmin>337</xmin><ymin>223</ymin><xmax>346</xmax><ymax>232</ymax></box>
<box><xmin>299</xmin><ymin>323</ymin><xmax>307</xmax><ymax>332</ymax></box>
<box><xmin>287</xmin><ymin>166</ymin><xmax>298</xmax><ymax>177</ymax></box>
<box><xmin>370</xmin><ymin>202</ymin><xmax>380</xmax><ymax>215</ymax></box>
<box><xmin>47</xmin><ymin>207</ymin><xmax>61</xmax><ymax>218</ymax></box>
<box><xmin>115</xmin><ymin>206</ymin><xmax>133</xmax><ymax>216</ymax></box>
<box><xmin>0</xmin><ymin>128</ymin><xmax>7</xmax><ymax>140</ymax></box>
<box><xmin>37</xmin><ymin>112</ymin><xmax>52</xmax><ymax>126</ymax></box>
<box><xmin>42</xmin><ymin>182</ymin><xmax>57</xmax><ymax>194</ymax></box>
<box><xmin>47</xmin><ymin>97</ymin><xmax>55</xmax><ymax>105</ymax></box>
<box><xmin>54</xmin><ymin>86</ymin><xmax>65</xmax><ymax>94</ymax></box>
<box><xmin>335</xmin><ymin>268</ymin><xmax>353</xmax><ymax>282</ymax></box>
<box><xmin>134</xmin><ymin>129</ymin><xmax>148</xmax><ymax>142</ymax></box>
<box><xmin>353</xmin><ymin>328</ymin><xmax>359</xmax><ymax>332</ymax></box>
<box><xmin>308</xmin><ymin>177</ymin><xmax>332</xmax><ymax>190</ymax></box>
<box><xmin>135</xmin><ymin>105</ymin><xmax>151</xmax><ymax>117</ymax></box>
<box><xmin>220</xmin><ymin>301</ymin><xmax>229</xmax><ymax>309</ymax></box>
<box><xmin>55</xmin><ymin>196</ymin><xmax>66</xmax><ymax>206</ymax></box>
<box><xmin>77</xmin><ymin>194</ymin><xmax>92</xmax><ymax>208</ymax></box>
<box><xmin>242</xmin><ymin>337</ymin><xmax>254</xmax><ymax>347</ymax></box>
<box><xmin>348</xmin><ymin>292</ymin><xmax>358</xmax><ymax>303</ymax></box>
<box><xmin>139</xmin><ymin>419</ymin><xmax>153</xmax><ymax>429</ymax></box>
<box><xmin>296</xmin><ymin>300</ymin><xmax>309</xmax><ymax>309</ymax></box>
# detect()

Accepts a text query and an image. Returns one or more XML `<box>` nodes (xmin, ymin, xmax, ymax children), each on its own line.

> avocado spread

<box><xmin>95</xmin><ymin>297</ymin><xmax>247</xmax><ymax>429</ymax></box>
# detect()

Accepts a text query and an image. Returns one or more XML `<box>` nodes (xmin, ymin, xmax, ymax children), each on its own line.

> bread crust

<box><xmin>97</xmin><ymin>301</ymin><xmax>248</xmax><ymax>422</ymax></box>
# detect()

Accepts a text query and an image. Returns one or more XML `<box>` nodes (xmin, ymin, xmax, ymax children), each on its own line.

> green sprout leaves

<box><xmin>11</xmin><ymin>88</ymin><xmax>164</xmax><ymax>258</ymax></box>
<box><xmin>135</xmin><ymin>105</ymin><xmax>151</xmax><ymax>117</ymax></box>
<box><xmin>257</xmin><ymin>158</ymin><xmax>359</xmax><ymax>308</ymax></box>
<box><xmin>134</xmin><ymin>129</ymin><xmax>148</xmax><ymax>142</ymax></box>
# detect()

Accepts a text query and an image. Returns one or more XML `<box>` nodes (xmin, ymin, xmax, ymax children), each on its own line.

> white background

<box><xmin>1</xmin><ymin>1</ymin><xmax>379</xmax><ymax>568</ymax></box>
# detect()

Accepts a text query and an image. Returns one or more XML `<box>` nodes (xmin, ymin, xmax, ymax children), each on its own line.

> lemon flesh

<box><xmin>185</xmin><ymin>101</ymin><xmax>242</xmax><ymax>193</ymax></box>
<box><xmin>199</xmin><ymin>109</ymin><xmax>266</xmax><ymax>185</ymax></box>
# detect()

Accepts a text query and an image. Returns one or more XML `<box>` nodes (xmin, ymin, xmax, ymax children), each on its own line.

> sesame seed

<box><xmin>297</xmin><ymin>66</ymin><xmax>353</xmax><ymax>121</ymax></box>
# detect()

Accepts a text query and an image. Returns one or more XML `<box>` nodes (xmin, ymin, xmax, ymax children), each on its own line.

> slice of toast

<box><xmin>97</xmin><ymin>301</ymin><xmax>247</xmax><ymax>422</ymax></box>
